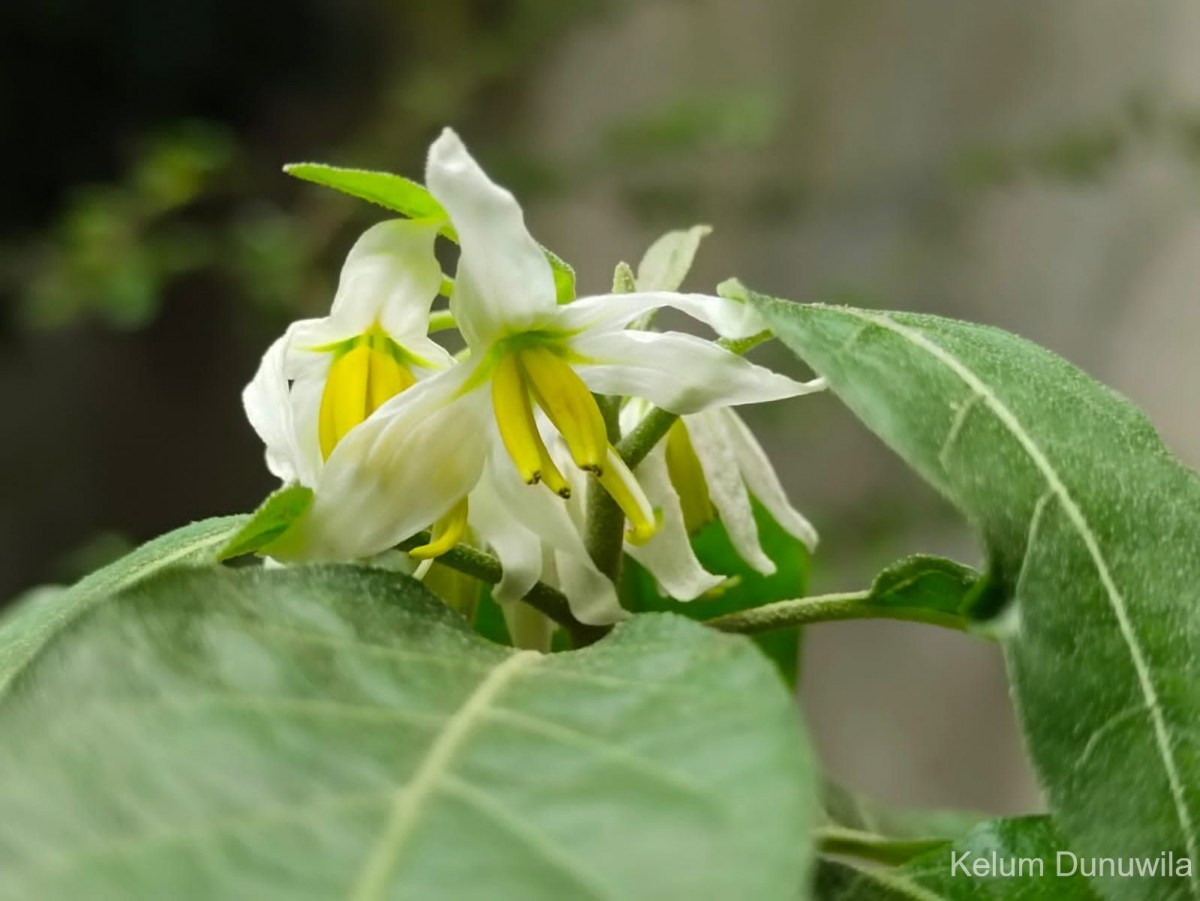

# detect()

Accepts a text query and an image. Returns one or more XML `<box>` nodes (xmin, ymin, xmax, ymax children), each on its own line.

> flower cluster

<box><xmin>245</xmin><ymin>129</ymin><xmax>822</xmax><ymax>632</ymax></box>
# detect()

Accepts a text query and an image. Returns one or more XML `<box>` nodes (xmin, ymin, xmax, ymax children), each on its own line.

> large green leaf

<box><xmin>0</xmin><ymin>565</ymin><xmax>816</xmax><ymax>899</ymax></box>
<box><xmin>0</xmin><ymin>516</ymin><xmax>244</xmax><ymax>697</ymax></box>
<box><xmin>816</xmin><ymin>816</ymin><xmax>1098</xmax><ymax>900</ymax></box>
<box><xmin>754</xmin><ymin>292</ymin><xmax>1200</xmax><ymax>901</ymax></box>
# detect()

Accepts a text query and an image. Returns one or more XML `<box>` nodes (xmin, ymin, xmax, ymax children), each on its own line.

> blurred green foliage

<box><xmin>15</xmin><ymin>124</ymin><xmax>234</xmax><ymax>329</ymax></box>
<box><xmin>4</xmin><ymin>0</ymin><xmax>622</xmax><ymax>336</ymax></box>
<box><xmin>955</xmin><ymin>95</ymin><xmax>1200</xmax><ymax>191</ymax></box>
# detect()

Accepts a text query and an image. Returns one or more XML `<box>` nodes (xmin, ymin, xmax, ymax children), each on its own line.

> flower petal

<box><xmin>555</xmin><ymin>290</ymin><xmax>766</xmax><ymax>339</ymax></box>
<box><xmin>469</xmin><ymin>463</ymin><xmax>544</xmax><ymax>604</ymax></box>
<box><xmin>625</xmin><ymin>445</ymin><xmax>724</xmax><ymax>600</ymax></box>
<box><xmin>293</xmin><ymin>365</ymin><xmax>490</xmax><ymax>560</ymax></box>
<box><xmin>501</xmin><ymin>601</ymin><xmax>555</xmax><ymax>652</ymax></box>
<box><xmin>243</xmin><ymin>329</ymin><xmax>307</xmax><ymax>484</ymax></box>
<box><xmin>553</xmin><ymin>549</ymin><xmax>627</xmax><ymax>626</ymax></box>
<box><xmin>718</xmin><ymin>407</ymin><xmax>819</xmax><ymax>549</ymax></box>
<box><xmin>685</xmin><ymin>412</ymin><xmax>774</xmax><ymax>575</ymax></box>
<box><xmin>425</xmin><ymin>128</ymin><xmax>556</xmax><ymax>347</ymax></box>
<box><xmin>286</xmin><ymin>367</ymin><xmax>327</xmax><ymax>487</ymax></box>
<box><xmin>485</xmin><ymin>442</ymin><xmax>625</xmax><ymax>626</ymax></box>
<box><xmin>573</xmin><ymin>329</ymin><xmax>823</xmax><ymax>414</ymax></box>
<box><xmin>327</xmin><ymin>219</ymin><xmax>444</xmax><ymax>340</ymax></box>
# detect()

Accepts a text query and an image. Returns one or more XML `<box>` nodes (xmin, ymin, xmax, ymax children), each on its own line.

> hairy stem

<box><xmin>396</xmin><ymin>534</ymin><xmax>608</xmax><ymax>647</ymax></box>
<box><xmin>707</xmin><ymin>591</ymin><xmax>977</xmax><ymax>635</ymax></box>
<box><xmin>817</xmin><ymin>826</ymin><xmax>950</xmax><ymax>867</ymax></box>
<box><xmin>585</xmin><ymin>395</ymin><xmax>626</xmax><ymax>583</ymax></box>
<box><xmin>616</xmin><ymin>330</ymin><xmax>773</xmax><ymax>468</ymax></box>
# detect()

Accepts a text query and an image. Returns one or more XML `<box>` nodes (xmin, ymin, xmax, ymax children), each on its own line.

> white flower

<box><xmin>624</xmin><ymin>402</ymin><xmax>818</xmax><ymax>589</ymax></box>
<box><xmin>242</xmin><ymin>217</ymin><xmax>453</xmax><ymax>554</ymax></box>
<box><xmin>466</xmin><ymin>437</ymin><xmax>625</xmax><ymax>626</ymax></box>
<box><xmin>250</xmin><ymin>128</ymin><xmax>821</xmax><ymax>625</ymax></box>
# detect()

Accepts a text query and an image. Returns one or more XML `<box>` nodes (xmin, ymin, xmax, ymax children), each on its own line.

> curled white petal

<box><xmin>485</xmin><ymin>439</ymin><xmax>625</xmax><ymax>626</ymax></box>
<box><xmin>501</xmin><ymin>601</ymin><xmax>555</xmax><ymax>652</ymax></box>
<box><xmin>718</xmin><ymin>407</ymin><xmax>818</xmax><ymax>549</ymax></box>
<box><xmin>553</xmin><ymin>549</ymin><xmax>626</xmax><ymax>626</ymax></box>
<box><xmin>286</xmin><ymin>367</ymin><xmax>327</xmax><ymax>488</ymax></box>
<box><xmin>685</xmin><ymin>412</ymin><xmax>774</xmax><ymax>576</ymax></box>
<box><xmin>243</xmin><ymin>327</ymin><xmax>307</xmax><ymax>484</ymax></box>
<box><xmin>573</xmin><ymin>329</ymin><xmax>822</xmax><ymax>414</ymax></box>
<box><xmin>425</xmin><ymin>128</ymin><xmax>555</xmax><ymax>347</ymax></box>
<box><xmin>557</xmin><ymin>291</ymin><xmax>765</xmax><ymax>339</ymax></box>
<box><xmin>469</xmin><ymin>463</ymin><xmax>544</xmax><ymax>604</ymax></box>
<box><xmin>328</xmin><ymin>219</ymin><xmax>445</xmax><ymax>341</ymax></box>
<box><xmin>625</xmin><ymin>444</ymin><xmax>724</xmax><ymax>601</ymax></box>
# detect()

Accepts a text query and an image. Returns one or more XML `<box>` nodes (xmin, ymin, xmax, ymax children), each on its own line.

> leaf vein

<box><xmin>482</xmin><ymin>706</ymin><xmax>711</xmax><ymax>803</ymax></box>
<box><xmin>349</xmin><ymin>649</ymin><xmax>542</xmax><ymax>900</ymax></box>
<box><xmin>439</xmin><ymin>775</ymin><xmax>617</xmax><ymax>900</ymax></box>
<box><xmin>938</xmin><ymin>393</ymin><xmax>982</xmax><ymax>471</ymax></box>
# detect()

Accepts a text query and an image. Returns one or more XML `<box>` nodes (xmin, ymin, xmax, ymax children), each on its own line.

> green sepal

<box><xmin>219</xmin><ymin>484</ymin><xmax>314</xmax><ymax>560</ymax></box>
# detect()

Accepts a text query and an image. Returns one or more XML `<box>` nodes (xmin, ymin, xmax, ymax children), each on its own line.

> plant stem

<box><xmin>616</xmin><ymin>330</ymin><xmax>773</xmax><ymax>468</ymax></box>
<box><xmin>816</xmin><ymin>826</ymin><xmax>950</xmax><ymax>867</ymax></box>
<box><xmin>585</xmin><ymin>395</ymin><xmax>625</xmax><ymax>583</ymax></box>
<box><xmin>396</xmin><ymin>534</ymin><xmax>608</xmax><ymax>647</ymax></box>
<box><xmin>427</xmin><ymin>308</ymin><xmax>456</xmax><ymax>333</ymax></box>
<box><xmin>707</xmin><ymin>591</ymin><xmax>977</xmax><ymax>635</ymax></box>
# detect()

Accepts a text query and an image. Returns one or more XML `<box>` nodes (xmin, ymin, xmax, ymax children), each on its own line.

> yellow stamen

<box><xmin>492</xmin><ymin>352</ymin><xmax>569</xmax><ymax>493</ymax></box>
<box><xmin>518</xmin><ymin>346</ymin><xmax>608</xmax><ymax>472</ymax></box>
<box><xmin>318</xmin><ymin>338</ymin><xmax>415</xmax><ymax>460</ymax></box>
<box><xmin>409</xmin><ymin>497</ymin><xmax>470</xmax><ymax>560</ymax></box>
<box><xmin>535</xmin><ymin>442</ymin><xmax>572</xmax><ymax>498</ymax></box>
<box><xmin>664</xmin><ymin>420</ymin><xmax>714</xmax><ymax>534</ymax></box>
<box><xmin>596</xmin><ymin>447</ymin><xmax>660</xmax><ymax>545</ymax></box>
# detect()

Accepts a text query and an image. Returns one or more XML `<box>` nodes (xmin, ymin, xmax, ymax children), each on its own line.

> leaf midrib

<box><xmin>819</xmin><ymin>305</ymin><xmax>1200</xmax><ymax>891</ymax></box>
<box><xmin>348</xmin><ymin>648</ymin><xmax>543</xmax><ymax>900</ymax></box>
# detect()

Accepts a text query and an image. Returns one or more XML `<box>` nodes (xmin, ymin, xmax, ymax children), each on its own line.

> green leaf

<box><xmin>635</xmin><ymin>224</ymin><xmax>712</xmax><ymax>291</ymax></box>
<box><xmin>543</xmin><ymin>246</ymin><xmax>577</xmax><ymax>304</ymax></box>
<box><xmin>622</xmin><ymin>499</ymin><xmax>810</xmax><ymax>681</ymax></box>
<box><xmin>283</xmin><ymin>163</ymin><xmax>448</xmax><ymax>222</ymax></box>
<box><xmin>753</xmin><ymin>292</ymin><xmax>1200</xmax><ymax>901</ymax></box>
<box><xmin>867</xmin><ymin>555</ymin><xmax>980</xmax><ymax>618</ymax></box>
<box><xmin>904</xmin><ymin>817</ymin><xmax>1099</xmax><ymax>899</ymax></box>
<box><xmin>0</xmin><ymin>565</ymin><xmax>816</xmax><ymax>899</ymax></box>
<box><xmin>0</xmin><ymin>516</ymin><xmax>244</xmax><ymax>698</ymax></box>
<box><xmin>219</xmin><ymin>484</ymin><xmax>314</xmax><ymax>559</ymax></box>
<box><xmin>816</xmin><ymin>816</ymin><xmax>1099</xmax><ymax>900</ymax></box>
<box><xmin>284</xmin><ymin>163</ymin><xmax>576</xmax><ymax>304</ymax></box>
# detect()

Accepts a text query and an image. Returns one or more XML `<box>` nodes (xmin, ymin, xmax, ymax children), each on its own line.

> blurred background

<box><xmin>4</xmin><ymin>0</ymin><xmax>1199</xmax><ymax>817</ymax></box>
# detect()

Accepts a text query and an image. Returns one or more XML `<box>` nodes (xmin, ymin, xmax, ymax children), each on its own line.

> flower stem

<box><xmin>585</xmin><ymin>395</ymin><xmax>626</xmax><ymax>582</ymax></box>
<box><xmin>428</xmin><ymin>309</ymin><xmax>456</xmax><ymax>333</ymax></box>
<box><xmin>817</xmin><ymin>826</ymin><xmax>950</xmax><ymax>867</ymax></box>
<box><xmin>706</xmin><ymin>591</ymin><xmax>977</xmax><ymax>635</ymax></box>
<box><xmin>616</xmin><ymin>330</ymin><xmax>774</xmax><ymax>468</ymax></box>
<box><xmin>396</xmin><ymin>533</ymin><xmax>608</xmax><ymax>647</ymax></box>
